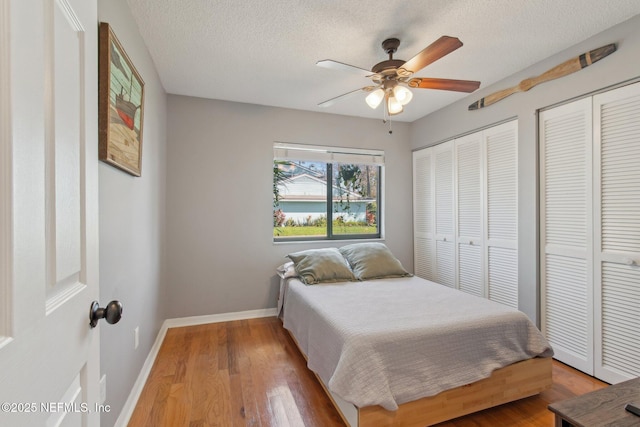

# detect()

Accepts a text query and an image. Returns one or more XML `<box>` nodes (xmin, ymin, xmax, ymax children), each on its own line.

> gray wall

<box><xmin>410</xmin><ymin>14</ymin><xmax>640</xmax><ymax>324</ymax></box>
<box><xmin>98</xmin><ymin>1</ymin><xmax>167</xmax><ymax>425</ymax></box>
<box><xmin>165</xmin><ymin>96</ymin><xmax>413</xmax><ymax>318</ymax></box>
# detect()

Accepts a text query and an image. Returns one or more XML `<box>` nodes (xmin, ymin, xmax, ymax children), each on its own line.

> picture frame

<box><xmin>98</xmin><ymin>22</ymin><xmax>145</xmax><ymax>176</ymax></box>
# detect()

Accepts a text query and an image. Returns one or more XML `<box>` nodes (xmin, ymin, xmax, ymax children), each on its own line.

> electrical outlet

<box><xmin>99</xmin><ymin>375</ymin><xmax>106</xmax><ymax>404</ymax></box>
<box><xmin>134</xmin><ymin>326</ymin><xmax>139</xmax><ymax>350</ymax></box>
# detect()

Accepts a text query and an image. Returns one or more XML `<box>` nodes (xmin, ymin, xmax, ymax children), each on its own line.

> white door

<box><xmin>593</xmin><ymin>82</ymin><xmax>640</xmax><ymax>384</ymax></box>
<box><xmin>0</xmin><ymin>0</ymin><xmax>101</xmax><ymax>426</ymax></box>
<box><xmin>540</xmin><ymin>83</ymin><xmax>640</xmax><ymax>382</ymax></box>
<box><xmin>413</xmin><ymin>148</ymin><xmax>435</xmax><ymax>280</ymax></box>
<box><xmin>484</xmin><ymin>121</ymin><xmax>519</xmax><ymax>308</ymax></box>
<box><xmin>433</xmin><ymin>140</ymin><xmax>456</xmax><ymax>288</ymax></box>
<box><xmin>455</xmin><ymin>132</ymin><xmax>484</xmax><ymax>297</ymax></box>
<box><xmin>539</xmin><ymin>98</ymin><xmax>594</xmax><ymax>375</ymax></box>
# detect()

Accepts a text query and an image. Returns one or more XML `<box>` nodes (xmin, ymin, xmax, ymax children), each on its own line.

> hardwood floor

<box><xmin>129</xmin><ymin>317</ymin><xmax>607</xmax><ymax>427</ymax></box>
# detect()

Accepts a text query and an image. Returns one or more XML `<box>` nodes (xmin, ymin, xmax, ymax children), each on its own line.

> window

<box><xmin>273</xmin><ymin>143</ymin><xmax>383</xmax><ymax>241</ymax></box>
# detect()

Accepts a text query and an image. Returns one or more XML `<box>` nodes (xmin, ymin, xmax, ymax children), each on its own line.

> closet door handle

<box><xmin>623</xmin><ymin>257</ymin><xmax>636</xmax><ymax>266</ymax></box>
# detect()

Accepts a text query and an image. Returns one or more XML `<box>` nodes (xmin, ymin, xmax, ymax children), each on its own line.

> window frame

<box><xmin>273</xmin><ymin>143</ymin><xmax>384</xmax><ymax>242</ymax></box>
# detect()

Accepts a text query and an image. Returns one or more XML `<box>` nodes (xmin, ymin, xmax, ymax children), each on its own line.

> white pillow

<box><xmin>276</xmin><ymin>261</ymin><xmax>298</xmax><ymax>279</ymax></box>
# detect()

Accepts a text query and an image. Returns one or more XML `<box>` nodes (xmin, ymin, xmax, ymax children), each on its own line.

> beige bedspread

<box><xmin>282</xmin><ymin>276</ymin><xmax>553</xmax><ymax>411</ymax></box>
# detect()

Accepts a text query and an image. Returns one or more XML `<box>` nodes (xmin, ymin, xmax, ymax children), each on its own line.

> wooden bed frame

<box><xmin>287</xmin><ymin>330</ymin><xmax>552</xmax><ymax>426</ymax></box>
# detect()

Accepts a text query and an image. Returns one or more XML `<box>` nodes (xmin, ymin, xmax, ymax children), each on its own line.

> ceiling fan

<box><xmin>317</xmin><ymin>36</ymin><xmax>480</xmax><ymax>116</ymax></box>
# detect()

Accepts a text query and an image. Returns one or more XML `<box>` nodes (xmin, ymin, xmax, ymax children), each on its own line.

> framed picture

<box><xmin>98</xmin><ymin>22</ymin><xmax>145</xmax><ymax>176</ymax></box>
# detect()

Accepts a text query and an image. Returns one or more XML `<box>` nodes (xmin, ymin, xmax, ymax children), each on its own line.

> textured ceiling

<box><xmin>126</xmin><ymin>0</ymin><xmax>640</xmax><ymax>122</ymax></box>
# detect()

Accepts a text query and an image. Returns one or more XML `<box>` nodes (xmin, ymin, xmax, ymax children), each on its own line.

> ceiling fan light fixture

<box><xmin>365</xmin><ymin>88</ymin><xmax>385</xmax><ymax>109</ymax></box>
<box><xmin>393</xmin><ymin>85</ymin><xmax>413</xmax><ymax>105</ymax></box>
<box><xmin>387</xmin><ymin>95</ymin><xmax>403</xmax><ymax>115</ymax></box>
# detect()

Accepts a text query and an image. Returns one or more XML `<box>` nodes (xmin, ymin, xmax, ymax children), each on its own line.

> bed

<box><xmin>277</xmin><ymin>243</ymin><xmax>554</xmax><ymax>426</ymax></box>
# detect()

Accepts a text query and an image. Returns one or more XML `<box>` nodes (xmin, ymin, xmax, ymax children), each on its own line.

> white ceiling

<box><xmin>126</xmin><ymin>0</ymin><xmax>640</xmax><ymax>122</ymax></box>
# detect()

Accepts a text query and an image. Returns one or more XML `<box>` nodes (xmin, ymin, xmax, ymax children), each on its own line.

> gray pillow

<box><xmin>339</xmin><ymin>242</ymin><xmax>411</xmax><ymax>280</ymax></box>
<box><xmin>287</xmin><ymin>248</ymin><xmax>356</xmax><ymax>285</ymax></box>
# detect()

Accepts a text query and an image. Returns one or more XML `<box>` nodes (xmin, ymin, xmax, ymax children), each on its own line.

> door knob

<box><xmin>89</xmin><ymin>300</ymin><xmax>123</xmax><ymax>328</ymax></box>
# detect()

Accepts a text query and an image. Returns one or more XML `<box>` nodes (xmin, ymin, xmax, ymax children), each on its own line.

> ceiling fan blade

<box><xmin>398</xmin><ymin>36</ymin><xmax>463</xmax><ymax>76</ymax></box>
<box><xmin>316</xmin><ymin>59</ymin><xmax>373</xmax><ymax>77</ymax></box>
<box><xmin>408</xmin><ymin>77</ymin><xmax>480</xmax><ymax>93</ymax></box>
<box><xmin>318</xmin><ymin>86</ymin><xmax>376</xmax><ymax>108</ymax></box>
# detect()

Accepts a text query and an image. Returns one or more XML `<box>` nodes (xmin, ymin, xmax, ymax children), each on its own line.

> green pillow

<box><xmin>287</xmin><ymin>248</ymin><xmax>356</xmax><ymax>285</ymax></box>
<box><xmin>339</xmin><ymin>242</ymin><xmax>411</xmax><ymax>280</ymax></box>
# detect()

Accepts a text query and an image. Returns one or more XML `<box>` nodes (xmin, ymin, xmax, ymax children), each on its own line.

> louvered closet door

<box><xmin>484</xmin><ymin>121</ymin><xmax>518</xmax><ymax>307</ymax></box>
<box><xmin>593</xmin><ymin>82</ymin><xmax>640</xmax><ymax>383</ymax></box>
<box><xmin>434</xmin><ymin>141</ymin><xmax>456</xmax><ymax>287</ymax></box>
<box><xmin>540</xmin><ymin>98</ymin><xmax>594</xmax><ymax>374</ymax></box>
<box><xmin>456</xmin><ymin>133</ymin><xmax>484</xmax><ymax>297</ymax></box>
<box><xmin>413</xmin><ymin>149</ymin><xmax>435</xmax><ymax>280</ymax></box>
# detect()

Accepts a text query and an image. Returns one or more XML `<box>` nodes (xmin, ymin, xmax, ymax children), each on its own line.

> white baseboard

<box><xmin>113</xmin><ymin>307</ymin><xmax>278</xmax><ymax>427</ymax></box>
<box><xmin>164</xmin><ymin>307</ymin><xmax>278</xmax><ymax>329</ymax></box>
<box><xmin>113</xmin><ymin>322</ymin><xmax>168</xmax><ymax>427</ymax></box>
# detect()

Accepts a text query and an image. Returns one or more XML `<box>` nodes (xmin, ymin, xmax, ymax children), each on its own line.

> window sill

<box><xmin>273</xmin><ymin>237</ymin><xmax>385</xmax><ymax>246</ymax></box>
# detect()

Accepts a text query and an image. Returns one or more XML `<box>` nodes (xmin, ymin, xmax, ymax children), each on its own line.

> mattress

<box><xmin>281</xmin><ymin>275</ymin><xmax>553</xmax><ymax>411</ymax></box>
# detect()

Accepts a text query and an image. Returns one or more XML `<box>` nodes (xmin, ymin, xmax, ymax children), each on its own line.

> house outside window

<box><xmin>273</xmin><ymin>143</ymin><xmax>383</xmax><ymax>241</ymax></box>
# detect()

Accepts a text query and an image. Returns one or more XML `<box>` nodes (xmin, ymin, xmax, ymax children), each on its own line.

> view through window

<box><xmin>273</xmin><ymin>144</ymin><xmax>382</xmax><ymax>240</ymax></box>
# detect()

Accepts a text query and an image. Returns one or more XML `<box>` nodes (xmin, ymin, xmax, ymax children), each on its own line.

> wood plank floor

<box><xmin>129</xmin><ymin>317</ymin><xmax>607</xmax><ymax>427</ymax></box>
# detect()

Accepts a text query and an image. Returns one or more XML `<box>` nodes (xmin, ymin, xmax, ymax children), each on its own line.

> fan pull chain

<box><xmin>382</xmin><ymin>98</ymin><xmax>393</xmax><ymax>134</ymax></box>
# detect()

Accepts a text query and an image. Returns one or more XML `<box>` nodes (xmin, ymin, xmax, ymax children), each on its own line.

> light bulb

<box><xmin>365</xmin><ymin>88</ymin><xmax>385</xmax><ymax>109</ymax></box>
<box><xmin>393</xmin><ymin>85</ymin><xmax>413</xmax><ymax>105</ymax></box>
<box><xmin>387</xmin><ymin>95</ymin><xmax>403</xmax><ymax>115</ymax></box>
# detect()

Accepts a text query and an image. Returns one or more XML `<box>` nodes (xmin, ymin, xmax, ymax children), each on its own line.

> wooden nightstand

<box><xmin>548</xmin><ymin>376</ymin><xmax>640</xmax><ymax>426</ymax></box>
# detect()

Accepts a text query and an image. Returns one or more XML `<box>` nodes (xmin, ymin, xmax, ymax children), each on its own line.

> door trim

<box><xmin>0</xmin><ymin>0</ymin><xmax>12</xmax><ymax>346</ymax></box>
